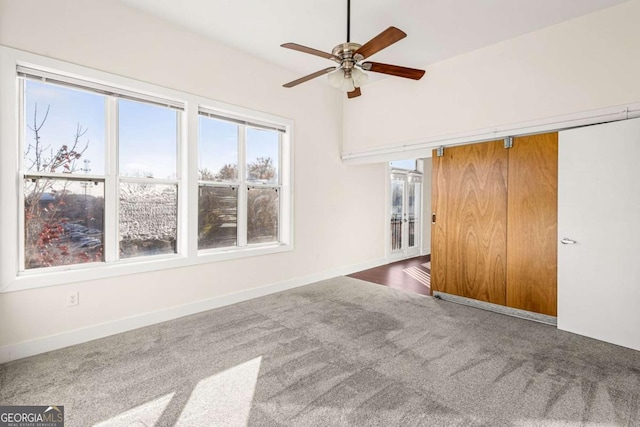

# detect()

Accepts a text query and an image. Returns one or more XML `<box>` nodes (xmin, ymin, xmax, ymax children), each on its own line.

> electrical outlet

<box><xmin>67</xmin><ymin>291</ymin><xmax>79</xmax><ymax>307</ymax></box>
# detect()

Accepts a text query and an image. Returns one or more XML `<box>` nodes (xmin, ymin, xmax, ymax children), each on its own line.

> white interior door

<box><xmin>558</xmin><ymin>118</ymin><xmax>640</xmax><ymax>351</ymax></box>
<box><xmin>389</xmin><ymin>172</ymin><xmax>421</xmax><ymax>260</ymax></box>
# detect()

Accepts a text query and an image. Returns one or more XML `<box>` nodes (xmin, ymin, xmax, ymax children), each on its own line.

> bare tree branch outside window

<box><xmin>24</xmin><ymin>103</ymin><xmax>104</xmax><ymax>269</ymax></box>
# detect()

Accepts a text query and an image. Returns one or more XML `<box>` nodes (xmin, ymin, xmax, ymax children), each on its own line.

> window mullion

<box><xmin>237</xmin><ymin>125</ymin><xmax>248</xmax><ymax>247</ymax></box>
<box><xmin>104</xmin><ymin>96</ymin><xmax>118</xmax><ymax>262</ymax></box>
<box><xmin>186</xmin><ymin>106</ymin><xmax>199</xmax><ymax>258</ymax></box>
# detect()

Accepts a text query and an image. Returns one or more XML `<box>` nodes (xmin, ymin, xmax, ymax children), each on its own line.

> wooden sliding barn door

<box><xmin>432</xmin><ymin>133</ymin><xmax>558</xmax><ymax>316</ymax></box>
<box><xmin>506</xmin><ymin>134</ymin><xmax>558</xmax><ymax>316</ymax></box>
<box><xmin>431</xmin><ymin>140</ymin><xmax>508</xmax><ymax>305</ymax></box>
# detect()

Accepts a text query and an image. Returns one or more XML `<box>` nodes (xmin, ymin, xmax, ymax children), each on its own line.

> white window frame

<box><xmin>385</xmin><ymin>160</ymin><xmax>423</xmax><ymax>261</ymax></box>
<box><xmin>0</xmin><ymin>46</ymin><xmax>294</xmax><ymax>293</ymax></box>
<box><xmin>197</xmin><ymin>110</ymin><xmax>284</xmax><ymax>252</ymax></box>
<box><xmin>18</xmin><ymin>74</ymin><xmax>185</xmax><ymax>270</ymax></box>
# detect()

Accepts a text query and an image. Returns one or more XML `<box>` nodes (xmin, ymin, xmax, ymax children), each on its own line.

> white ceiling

<box><xmin>118</xmin><ymin>0</ymin><xmax>628</xmax><ymax>81</ymax></box>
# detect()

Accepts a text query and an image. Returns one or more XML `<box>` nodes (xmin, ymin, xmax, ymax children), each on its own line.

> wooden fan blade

<box><xmin>283</xmin><ymin>67</ymin><xmax>336</xmax><ymax>88</ymax></box>
<box><xmin>347</xmin><ymin>87</ymin><xmax>362</xmax><ymax>99</ymax></box>
<box><xmin>362</xmin><ymin>62</ymin><xmax>425</xmax><ymax>80</ymax></box>
<box><xmin>281</xmin><ymin>43</ymin><xmax>340</xmax><ymax>61</ymax></box>
<box><xmin>354</xmin><ymin>27</ymin><xmax>406</xmax><ymax>60</ymax></box>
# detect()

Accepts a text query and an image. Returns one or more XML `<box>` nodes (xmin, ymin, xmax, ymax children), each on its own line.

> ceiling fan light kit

<box><xmin>328</xmin><ymin>67</ymin><xmax>368</xmax><ymax>92</ymax></box>
<box><xmin>281</xmin><ymin>0</ymin><xmax>425</xmax><ymax>99</ymax></box>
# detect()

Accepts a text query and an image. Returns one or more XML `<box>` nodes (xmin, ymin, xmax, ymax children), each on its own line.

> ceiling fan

<box><xmin>281</xmin><ymin>0</ymin><xmax>425</xmax><ymax>99</ymax></box>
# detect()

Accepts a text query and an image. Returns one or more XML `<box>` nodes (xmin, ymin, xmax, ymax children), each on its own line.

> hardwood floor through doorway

<box><xmin>348</xmin><ymin>255</ymin><xmax>431</xmax><ymax>296</ymax></box>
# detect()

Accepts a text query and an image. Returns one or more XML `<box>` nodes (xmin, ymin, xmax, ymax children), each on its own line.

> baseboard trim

<box><xmin>433</xmin><ymin>291</ymin><xmax>557</xmax><ymax>326</ymax></box>
<box><xmin>0</xmin><ymin>257</ymin><xmax>387</xmax><ymax>364</ymax></box>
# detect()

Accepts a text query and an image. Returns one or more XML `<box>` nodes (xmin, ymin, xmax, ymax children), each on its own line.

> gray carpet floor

<box><xmin>1</xmin><ymin>276</ymin><xmax>639</xmax><ymax>426</ymax></box>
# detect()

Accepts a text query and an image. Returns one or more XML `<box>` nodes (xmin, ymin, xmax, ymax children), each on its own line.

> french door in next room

<box><xmin>389</xmin><ymin>171</ymin><xmax>422</xmax><ymax>260</ymax></box>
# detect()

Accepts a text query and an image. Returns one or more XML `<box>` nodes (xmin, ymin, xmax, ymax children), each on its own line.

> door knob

<box><xmin>560</xmin><ymin>237</ymin><xmax>577</xmax><ymax>245</ymax></box>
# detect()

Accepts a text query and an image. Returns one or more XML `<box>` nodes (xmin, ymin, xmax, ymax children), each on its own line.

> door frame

<box><xmin>385</xmin><ymin>161</ymin><xmax>423</xmax><ymax>262</ymax></box>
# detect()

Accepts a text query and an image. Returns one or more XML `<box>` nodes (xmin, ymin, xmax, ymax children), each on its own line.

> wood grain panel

<box><xmin>507</xmin><ymin>133</ymin><xmax>558</xmax><ymax>316</ymax></box>
<box><xmin>432</xmin><ymin>141</ymin><xmax>508</xmax><ymax>305</ymax></box>
<box><xmin>431</xmin><ymin>152</ymin><xmax>447</xmax><ymax>295</ymax></box>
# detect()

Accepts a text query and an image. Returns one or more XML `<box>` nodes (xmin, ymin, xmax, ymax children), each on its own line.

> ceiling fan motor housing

<box><xmin>332</xmin><ymin>42</ymin><xmax>363</xmax><ymax>76</ymax></box>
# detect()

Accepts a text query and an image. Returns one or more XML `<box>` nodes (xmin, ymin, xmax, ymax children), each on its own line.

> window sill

<box><xmin>1</xmin><ymin>243</ymin><xmax>293</xmax><ymax>293</ymax></box>
<box><xmin>195</xmin><ymin>243</ymin><xmax>291</xmax><ymax>264</ymax></box>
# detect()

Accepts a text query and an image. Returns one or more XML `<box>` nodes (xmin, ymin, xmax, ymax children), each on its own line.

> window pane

<box><xmin>198</xmin><ymin>116</ymin><xmax>238</xmax><ymax>182</ymax></box>
<box><xmin>246</xmin><ymin>128</ymin><xmax>278</xmax><ymax>184</ymax></box>
<box><xmin>408</xmin><ymin>181</ymin><xmax>416</xmax><ymax>248</ymax></box>
<box><xmin>24</xmin><ymin>80</ymin><xmax>106</xmax><ymax>175</ymax></box>
<box><xmin>390</xmin><ymin>159</ymin><xmax>417</xmax><ymax>171</ymax></box>
<box><xmin>391</xmin><ymin>179</ymin><xmax>404</xmax><ymax>251</ymax></box>
<box><xmin>247</xmin><ymin>187</ymin><xmax>279</xmax><ymax>244</ymax></box>
<box><xmin>24</xmin><ymin>178</ymin><xmax>104</xmax><ymax>269</ymax></box>
<box><xmin>119</xmin><ymin>183</ymin><xmax>177</xmax><ymax>258</ymax></box>
<box><xmin>198</xmin><ymin>186</ymin><xmax>238</xmax><ymax>250</ymax></box>
<box><xmin>118</xmin><ymin>99</ymin><xmax>177</xmax><ymax>179</ymax></box>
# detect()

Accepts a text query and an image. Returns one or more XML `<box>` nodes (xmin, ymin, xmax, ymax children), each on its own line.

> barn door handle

<box><xmin>560</xmin><ymin>237</ymin><xmax>577</xmax><ymax>245</ymax></box>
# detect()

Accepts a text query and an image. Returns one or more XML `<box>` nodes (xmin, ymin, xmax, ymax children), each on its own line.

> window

<box><xmin>117</xmin><ymin>99</ymin><xmax>179</xmax><ymax>258</ymax></box>
<box><xmin>1</xmin><ymin>49</ymin><xmax>292</xmax><ymax>291</ymax></box>
<box><xmin>22</xmin><ymin>80</ymin><xmax>107</xmax><ymax>270</ymax></box>
<box><xmin>390</xmin><ymin>159</ymin><xmax>418</xmax><ymax>171</ymax></box>
<box><xmin>197</xmin><ymin>111</ymin><xmax>283</xmax><ymax>250</ymax></box>
<box><xmin>19</xmin><ymin>68</ymin><xmax>184</xmax><ymax>271</ymax></box>
<box><xmin>198</xmin><ymin>117</ymin><xmax>239</xmax><ymax>250</ymax></box>
<box><xmin>246</xmin><ymin>128</ymin><xmax>280</xmax><ymax>244</ymax></box>
<box><xmin>24</xmin><ymin>178</ymin><xmax>105</xmax><ymax>269</ymax></box>
<box><xmin>247</xmin><ymin>186</ymin><xmax>279</xmax><ymax>244</ymax></box>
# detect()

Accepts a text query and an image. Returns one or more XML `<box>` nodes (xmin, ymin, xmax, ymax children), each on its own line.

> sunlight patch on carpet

<box><xmin>176</xmin><ymin>356</ymin><xmax>262</xmax><ymax>427</ymax></box>
<box><xmin>94</xmin><ymin>392</ymin><xmax>174</xmax><ymax>427</ymax></box>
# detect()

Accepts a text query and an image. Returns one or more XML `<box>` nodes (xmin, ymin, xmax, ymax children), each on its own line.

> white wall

<box><xmin>343</xmin><ymin>0</ymin><xmax>640</xmax><ymax>156</ymax></box>
<box><xmin>0</xmin><ymin>0</ymin><xmax>386</xmax><ymax>356</ymax></box>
